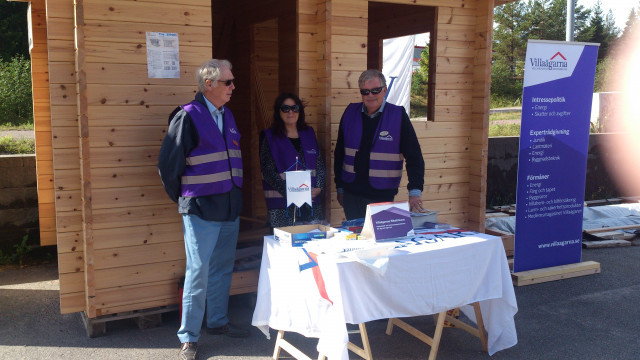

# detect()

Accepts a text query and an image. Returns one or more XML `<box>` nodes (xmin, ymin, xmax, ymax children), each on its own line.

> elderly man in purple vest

<box><xmin>158</xmin><ymin>59</ymin><xmax>249</xmax><ymax>360</ymax></box>
<box><xmin>334</xmin><ymin>69</ymin><xmax>425</xmax><ymax>220</ymax></box>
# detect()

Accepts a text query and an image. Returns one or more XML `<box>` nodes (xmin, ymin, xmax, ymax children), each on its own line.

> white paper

<box><xmin>146</xmin><ymin>32</ymin><xmax>180</xmax><ymax>79</ymax></box>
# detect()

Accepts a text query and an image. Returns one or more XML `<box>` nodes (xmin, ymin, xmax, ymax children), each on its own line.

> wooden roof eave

<box><xmin>495</xmin><ymin>0</ymin><xmax>519</xmax><ymax>7</ymax></box>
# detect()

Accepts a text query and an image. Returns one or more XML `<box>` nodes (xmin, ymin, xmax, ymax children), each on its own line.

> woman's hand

<box><xmin>312</xmin><ymin>188</ymin><xmax>322</xmax><ymax>198</ymax></box>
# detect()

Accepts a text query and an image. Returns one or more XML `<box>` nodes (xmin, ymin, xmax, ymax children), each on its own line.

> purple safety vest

<box><xmin>180</xmin><ymin>101</ymin><xmax>243</xmax><ymax>197</ymax></box>
<box><xmin>341</xmin><ymin>102</ymin><xmax>403</xmax><ymax>189</ymax></box>
<box><xmin>262</xmin><ymin>127</ymin><xmax>319</xmax><ymax>209</ymax></box>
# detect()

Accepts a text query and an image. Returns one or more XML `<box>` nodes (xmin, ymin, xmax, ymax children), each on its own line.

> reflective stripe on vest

<box><xmin>186</xmin><ymin>151</ymin><xmax>228</xmax><ymax>166</ymax></box>
<box><xmin>262</xmin><ymin>127</ymin><xmax>319</xmax><ymax>209</ymax></box>
<box><xmin>180</xmin><ymin>101</ymin><xmax>243</xmax><ymax>197</ymax></box>
<box><xmin>340</xmin><ymin>102</ymin><xmax>403</xmax><ymax>189</ymax></box>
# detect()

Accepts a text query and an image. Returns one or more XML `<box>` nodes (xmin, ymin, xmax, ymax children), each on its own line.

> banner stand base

<box><xmin>511</xmin><ymin>261</ymin><xmax>601</xmax><ymax>286</ymax></box>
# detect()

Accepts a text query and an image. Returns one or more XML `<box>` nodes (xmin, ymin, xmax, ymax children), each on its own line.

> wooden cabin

<box><xmin>20</xmin><ymin>0</ymin><xmax>514</xmax><ymax>319</ymax></box>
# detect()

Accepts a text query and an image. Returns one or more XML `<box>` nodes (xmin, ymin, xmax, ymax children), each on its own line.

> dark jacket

<box><xmin>158</xmin><ymin>92</ymin><xmax>242</xmax><ymax>221</ymax></box>
<box><xmin>334</xmin><ymin>102</ymin><xmax>424</xmax><ymax>198</ymax></box>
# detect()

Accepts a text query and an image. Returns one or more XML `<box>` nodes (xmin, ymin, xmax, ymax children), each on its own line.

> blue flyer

<box><xmin>513</xmin><ymin>40</ymin><xmax>599</xmax><ymax>273</ymax></box>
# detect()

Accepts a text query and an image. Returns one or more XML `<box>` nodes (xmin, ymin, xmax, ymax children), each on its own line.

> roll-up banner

<box><xmin>513</xmin><ymin>40</ymin><xmax>599</xmax><ymax>273</ymax></box>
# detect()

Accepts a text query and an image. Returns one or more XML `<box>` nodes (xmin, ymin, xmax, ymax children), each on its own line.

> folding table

<box><xmin>252</xmin><ymin>231</ymin><xmax>517</xmax><ymax>359</ymax></box>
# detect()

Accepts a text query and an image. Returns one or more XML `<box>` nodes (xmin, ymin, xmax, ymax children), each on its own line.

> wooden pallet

<box><xmin>583</xmin><ymin>239</ymin><xmax>632</xmax><ymax>248</ymax></box>
<box><xmin>582</xmin><ymin>225</ymin><xmax>639</xmax><ymax>247</ymax></box>
<box><xmin>485</xmin><ymin>211</ymin><xmax>510</xmax><ymax>219</ymax></box>
<box><xmin>511</xmin><ymin>261</ymin><xmax>601</xmax><ymax>286</ymax></box>
<box><xmin>584</xmin><ymin>198</ymin><xmax>624</xmax><ymax>207</ymax></box>
<box><xmin>484</xmin><ymin>228</ymin><xmax>514</xmax><ymax>257</ymax></box>
<box><xmin>619</xmin><ymin>196</ymin><xmax>640</xmax><ymax>203</ymax></box>
<box><xmin>80</xmin><ymin>304</ymin><xmax>178</xmax><ymax>338</ymax></box>
<box><xmin>79</xmin><ymin>268</ymin><xmax>260</xmax><ymax>338</ymax></box>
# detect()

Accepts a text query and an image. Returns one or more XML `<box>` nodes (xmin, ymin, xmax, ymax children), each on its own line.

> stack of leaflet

<box><xmin>410</xmin><ymin>209</ymin><xmax>440</xmax><ymax>229</ymax></box>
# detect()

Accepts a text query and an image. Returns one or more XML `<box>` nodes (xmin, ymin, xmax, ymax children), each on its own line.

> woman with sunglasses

<box><xmin>259</xmin><ymin>93</ymin><xmax>325</xmax><ymax>228</ymax></box>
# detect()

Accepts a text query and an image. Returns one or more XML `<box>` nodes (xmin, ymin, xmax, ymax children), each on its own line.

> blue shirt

<box><xmin>203</xmin><ymin>96</ymin><xmax>224</xmax><ymax>133</ymax></box>
<box><xmin>362</xmin><ymin>100</ymin><xmax>386</xmax><ymax>118</ymax></box>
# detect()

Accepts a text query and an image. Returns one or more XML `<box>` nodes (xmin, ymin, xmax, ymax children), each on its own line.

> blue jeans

<box><xmin>177</xmin><ymin>215</ymin><xmax>239</xmax><ymax>343</ymax></box>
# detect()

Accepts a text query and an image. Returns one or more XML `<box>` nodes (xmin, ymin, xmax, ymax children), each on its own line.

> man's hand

<box><xmin>312</xmin><ymin>188</ymin><xmax>322</xmax><ymax>198</ymax></box>
<box><xmin>409</xmin><ymin>195</ymin><xmax>424</xmax><ymax>213</ymax></box>
<box><xmin>337</xmin><ymin>192</ymin><xmax>344</xmax><ymax>207</ymax></box>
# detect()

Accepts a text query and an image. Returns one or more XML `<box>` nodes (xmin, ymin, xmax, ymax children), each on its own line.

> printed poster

<box><xmin>513</xmin><ymin>40</ymin><xmax>599</xmax><ymax>272</ymax></box>
<box><xmin>146</xmin><ymin>32</ymin><xmax>180</xmax><ymax>79</ymax></box>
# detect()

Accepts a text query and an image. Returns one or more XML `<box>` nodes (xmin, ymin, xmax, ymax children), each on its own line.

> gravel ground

<box><xmin>0</xmin><ymin>130</ymin><xmax>35</xmax><ymax>140</ymax></box>
<box><xmin>1</xmin><ymin>244</ymin><xmax>640</xmax><ymax>360</ymax></box>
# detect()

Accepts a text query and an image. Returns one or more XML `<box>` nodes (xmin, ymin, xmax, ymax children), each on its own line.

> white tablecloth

<box><xmin>252</xmin><ymin>231</ymin><xmax>518</xmax><ymax>359</ymax></box>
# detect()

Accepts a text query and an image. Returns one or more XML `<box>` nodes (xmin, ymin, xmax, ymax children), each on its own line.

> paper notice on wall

<box><xmin>146</xmin><ymin>32</ymin><xmax>180</xmax><ymax>79</ymax></box>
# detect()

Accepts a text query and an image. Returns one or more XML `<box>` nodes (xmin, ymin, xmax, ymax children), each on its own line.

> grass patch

<box><xmin>0</xmin><ymin>135</ymin><xmax>35</xmax><ymax>154</ymax></box>
<box><xmin>0</xmin><ymin>123</ymin><xmax>34</xmax><ymax>131</ymax></box>
<box><xmin>490</xmin><ymin>94</ymin><xmax>522</xmax><ymax>109</ymax></box>
<box><xmin>409</xmin><ymin>94</ymin><xmax>428</xmax><ymax>118</ymax></box>
<box><xmin>0</xmin><ymin>235</ymin><xmax>32</xmax><ymax>266</ymax></box>
<box><xmin>489</xmin><ymin>111</ymin><xmax>521</xmax><ymax>122</ymax></box>
<box><xmin>489</xmin><ymin>123</ymin><xmax>520</xmax><ymax>137</ymax></box>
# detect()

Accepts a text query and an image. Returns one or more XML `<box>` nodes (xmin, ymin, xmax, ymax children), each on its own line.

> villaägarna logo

<box><xmin>530</xmin><ymin>51</ymin><xmax>568</xmax><ymax>71</ymax></box>
<box><xmin>378</xmin><ymin>130</ymin><xmax>393</xmax><ymax>141</ymax></box>
<box><xmin>306</xmin><ymin>149</ymin><xmax>317</xmax><ymax>154</ymax></box>
<box><xmin>287</xmin><ymin>183</ymin><xmax>310</xmax><ymax>192</ymax></box>
<box><xmin>229</xmin><ymin>128</ymin><xmax>238</xmax><ymax>134</ymax></box>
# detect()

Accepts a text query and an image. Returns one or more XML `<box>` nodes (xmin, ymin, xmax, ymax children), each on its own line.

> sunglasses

<box><xmin>280</xmin><ymin>105</ymin><xmax>300</xmax><ymax>113</ymax></box>
<box><xmin>217</xmin><ymin>79</ymin><xmax>235</xmax><ymax>86</ymax></box>
<box><xmin>360</xmin><ymin>86</ymin><xmax>384</xmax><ymax>96</ymax></box>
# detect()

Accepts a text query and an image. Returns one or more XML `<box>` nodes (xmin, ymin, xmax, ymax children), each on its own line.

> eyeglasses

<box><xmin>217</xmin><ymin>79</ymin><xmax>235</xmax><ymax>86</ymax></box>
<box><xmin>360</xmin><ymin>86</ymin><xmax>384</xmax><ymax>96</ymax></box>
<box><xmin>280</xmin><ymin>105</ymin><xmax>300</xmax><ymax>113</ymax></box>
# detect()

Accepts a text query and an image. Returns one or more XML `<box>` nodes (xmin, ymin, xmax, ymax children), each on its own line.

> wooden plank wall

<box><xmin>251</xmin><ymin>18</ymin><xmax>279</xmax><ymax>221</ymax></box>
<box><xmin>45</xmin><ymin>0</ymin><xmax>212</xmax><ymax>316</ymax></box>
<box><xmin>28</xmin><ymin>0</ymin><xmax>57</xmax><ymax>246</ymax></box>
<box><xmin>78</xmin><ymin>0</ymin><xmax>211</xmax><ymax>317</ymax></box>
<box><xmin>298</xmin><ymin>0</ymin><xmax>329</xmax><ymax>217</ymax></box>
<box><xmin>214</xmin><ymin>0</ymin><xmax>295</xmax><ymax>224</ymax></box>
<box><xmin>468</xmin><ymin>0</ymin><xmax>494</xmax><ymax>231</ymax></box>
<box><xmin>37</xmin><ymin>0</ymin><xmax>496</xmax><ymax>315</ymax></box>
<box><xmin>318</xmin><ymin>0</ymin><xmax>488</xmax><ymax>230</ymax></box>
<box><xmin>46</xmin><ymin>0</ymin><xmax>85</xmax><ymax>314</ymax></box>
<box><xmin>429</xmin><ymin>0</ymin><xmax>478</xmax><ymax>229</ymax></box>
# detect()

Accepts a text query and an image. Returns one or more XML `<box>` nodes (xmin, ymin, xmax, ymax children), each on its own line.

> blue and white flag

<box><xmin>285</xmin><ymin>170</ymin><xmax>312</xmax><ymax>208</ymax></box>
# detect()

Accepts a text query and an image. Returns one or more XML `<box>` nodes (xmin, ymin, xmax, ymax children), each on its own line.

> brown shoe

<box><xmin>207</xmin><ymin>323</ymin><xmax>250</xmax><ymax>338</ymax></box>
<box><xmin>178</xmin><ymin>342</ymin><xmax>197</xmax><ymax>360</ymax></box>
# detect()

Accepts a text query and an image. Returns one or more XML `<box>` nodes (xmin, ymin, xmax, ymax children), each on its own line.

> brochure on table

<box><xmin>361</xmin><ymin>201</ymin><xmax>414</xmax><ymax>241</ymax></box>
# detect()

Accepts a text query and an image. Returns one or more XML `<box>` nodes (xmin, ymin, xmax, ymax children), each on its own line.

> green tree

<box><xmin>0</xmin><ymin>0</ymin><xmax>29</xmax><ymax>61</ymax></box>
<box><xmin>0</xmin><ymin>56</ymin><xmax>33</xmax><ymax>125</ymax></box>
<box><xmin>576</xmin><ymin>0</ymin><xmax>620</xmax><ymax>60</ymax></box>
<box><xmin>411</xmin><ymin>44</ymin><xmax>429</xmax><ymax>95</ymax></box>
<box><xmin>491</xmin><ymin>0</ymin><xmax>619</xmax><ymax>98</ymax></box>
<box><xmin>492</xmin><ymin>2</ymin><xmax>527</xmax><ymax>99</ymax></box>
<box><xmin>545</xmin><ymin>0</ymin><xmax>591</xmax><ymax>40</ymax></box>
<box><xmin>618</xmin><ymin>2</ymin><xmax>639</xmax><ymax>43</ymax></box>
<box><xmin>521</xmin><ymin>0</ymin><xmax>547</xmax><ymax>40</ymax></box>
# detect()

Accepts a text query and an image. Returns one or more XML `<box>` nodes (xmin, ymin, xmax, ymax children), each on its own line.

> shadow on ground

<box><xmin>1</xmin><ymin>246</ymin><xmax>640</xmax><ymax>359</ymax></box>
